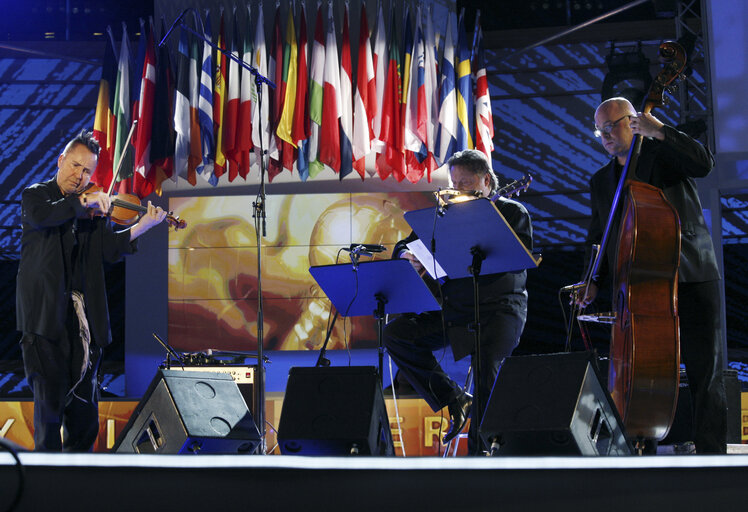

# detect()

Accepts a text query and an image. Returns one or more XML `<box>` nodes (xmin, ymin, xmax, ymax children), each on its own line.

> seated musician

<box><xmin>579</xmin><ymin>97</ymin><xmax>726</xmax><ymax>454</ymax></box>
<box><xmin>382</xmin><ymin>149</ymin><xmax>533</xmax><ymax>452</ymax></box>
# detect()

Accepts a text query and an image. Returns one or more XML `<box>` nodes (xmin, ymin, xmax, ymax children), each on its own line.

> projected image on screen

<box><xmin>167</xmin><ymin>192</ymin><xmax>435</xmax><ymax>352</ymax></box>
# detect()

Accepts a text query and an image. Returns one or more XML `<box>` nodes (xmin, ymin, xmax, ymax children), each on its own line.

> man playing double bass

<box><xmin>579</xmin><ymin>97</ymin><xmax>726</xmax><ymax>454</ymax></box>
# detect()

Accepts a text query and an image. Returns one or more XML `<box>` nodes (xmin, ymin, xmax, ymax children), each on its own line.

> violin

<box><xmin>81</xmin><ymin>183</ymin><xmax>187</xmax><ymax>230</ymax></box>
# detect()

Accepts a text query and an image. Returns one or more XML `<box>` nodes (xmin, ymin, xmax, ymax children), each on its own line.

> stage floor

<box><xmin>2</xmin><ymin>450</ymin><xmax>748</xmax><ymax>511</ymax></box>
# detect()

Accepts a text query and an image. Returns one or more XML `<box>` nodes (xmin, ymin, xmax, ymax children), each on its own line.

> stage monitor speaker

<box><xmin>113</xmin><ymin>369</ymin><xmax>260</xmax><ymax>454</ymax></box>
<box><xmin>277</xmin><ymin>366</ymin><xmax>394</xmax><ymax>456</ymax></box>
<box><xmin>481</xmin><ymin>352</ymin><xmax>633</xmax><ymax>456</ymax></box>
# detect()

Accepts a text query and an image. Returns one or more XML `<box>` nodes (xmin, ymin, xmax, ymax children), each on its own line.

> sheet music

<box><xmin>406</xmin><ymin>239</ymin><xmax>447</xmax><ymax>280</ymax></box>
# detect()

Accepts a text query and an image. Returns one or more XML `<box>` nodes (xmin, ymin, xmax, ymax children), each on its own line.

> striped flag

<box><xmin>267</xmin><ymin>4</ymin><xmax>283</xmax><ymax>181</ymax></box>
<box><xmin>455</xmin><ymin>9</ymin><xmax>473</xmax><ymax>151</ymax></box>
<box><xmin>91</xmin><ymin>26</ymin><xmax>117</xmax><ymax>190</ymax></box>
<box><xmin>236</xmin><ymin>3</ymin><xmax>254</xmax><ymax>179</ymax></box>
<box><xmin>352</xmin><ymin>3</ymin><xmax>376</xmax><ymax>179</ymax></box>
<box><xmin>435</xmin><ymin>11</ymin><xmax>456</xmax><ymax>166</ymax></box>
<box><xmin>319</xmin><ymin>2</ymin><xmax>341</xmax><ymax>173</ymax></box>
<box><xmin>197</xmin><ymin>10</ymin><xmax>216</xmax><ymax>185</ymax></box>
<box><xmin>133</xmin><ymin>21</ymin><xmax>157</xmax><ymax>198</ymax></box>
<box><xmin>473</xmin><ymin>15</ymin><xmax>494</xmax><ymax>164</ymax></box>
<box><xmin>307</xmin><ymin>4</ymin><xmax>326</xmax><ymax>179</ymax></box>
<box><xmin>188</xmin><ymin>13</ymin><xmax>202</xmax><ymax>186</ymax></box>
<box><xmin>423</xmin><ymin>5</ymin><xmax>439</xmax><ymax>180</ymax></box>
<box><xmin>292</xmin><ymin>3</ymin><xmax>310</xmax><ymax>181</ymax></box>
<box><xmin>376</xmin><ymin>8</ymin><xmax>404</xmax><ymax>180</ymax></box>
<box><xmin>403</xmin><ymin>7</ymin><xmax>427</xmax><ymax>183</ymax></box>
<box><xmin>112</xmin><ymin>23</ymin><xmax>132</xmax><ymax>184</ymax></box>
<box><xmin>250</xmin><ymin>2</ymin><xmax>270</xmax><ymax>174</ymax></box>
<box><xmin>213</xmin><ymin>10</ymin><xmax>228</xmax><ymax>180</ymax></box>
<box><xmin>223</xmin><ymin>7</ymin><xmax>241</xmax><ymax>181</ymax></box>
<box><xmin>370</xmin><ymin>1</ymin><xmax>387</xmax><ymax>160</ymax></box>
<box><xmin>147</xmin><ymin>17</ymin><xmax>176</xmax><ymax>195</ymax></box>
<box><xmin>339</xmin><ymin>4</ymin><xmax>354</xmax><ymax>179</ymax></box>
<box><xmin>173</xmin><ymin>22</ymin><xmax>191</xmax><ymax>184</ymax></box>
<box><xmin>278</xmin><ymin>5</ymin><xmax>298</xmax><ymax>174</ymax></box>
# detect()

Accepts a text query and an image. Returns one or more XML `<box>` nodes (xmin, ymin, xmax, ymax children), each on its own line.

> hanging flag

<box><xmin>352</xmin><ymin>2</ymin><xmax>376</xmax><ymax>179</ymax></box>
<box><xmin>250</xmin><ymin>2</ymin><xmax>271</xmax><ymax>175</ymax></box>
<box><xmin>236</xmin><ymin>3</ymin><xmax>254</xmax><ymax>179</ymax></box>
<box><xmin>267</xmin><ymin>4</ymin><xmax>283</xmax><ymax>181</ymax></box>
<box><xmin>147</xmin><ymin>18</ymin><xmax>176</xmax><ymax>196</ymax></box>
<box><xmin>112</xmin><ymin>23</ymin><xmax>133</xmax><ymax>184</ymax></box>
<box><xmin>455</xmin><ymin>9</ymin><xmax>473</xmax><ymax>151</ymax></box>
<box><xmin>278</xmin><ymin>5</ymin><xmax>298</xmax><ymax>174</ymax></box>
<box><xmin>319</xmin><ymin>1</ymin><xmax>341</xmax><ymax>173</ymax></box>
<box><xmin>174</xmin><ymin>21</ymin><xmax>192</xmax><ymax>185</ymax></box>
<box><xmin>435</xmin><ymin>11</ymin><xmax>456</xmax><ymax>166</ymax></box>
<box><xmin>473</xmin><ymin>13</ymin><xmax>494</xmax><ymax>165</ymax></box>
<box><xmin>292</xmin><ymin>3</ymin><xmax>310</xmax><ymax>181</ymax></box>
<box><xmin>188</xmin><ymin>12</ymin><xmax>202</xmax><ymax>186</ymax></box>
<box><xmin>213</xmin><ymin>10</ymin><xmax>228</xmax><ymax>181</ymax></box>
<box><xmin>307</xmin><ymin>3</ymin><xmax>326</xmax><ymax>179</ymax></box>
<box><xmin>133</xmin><ymin>20</ymin><xmax>157</xmax><ymax>198</ymax></box>
<box><xmin>197</xmin><ymin>10</ymin><xmax>216</xmax><ymax>185</ymax></box>
<box><xmin>91</xmin><ymin>26</ymin><xmax>117</xmax><ymax>190</ymax></box>
<box><xmin>370</xmin><ymin>0</ymin><xmax>386</xmax><ymax>162</ymax></box>
<box><xmin>339</xmin><ymin>3</ymin><xmax>354</xmax><ymax>180</ymax></box>
<box><xmin>423</xmin><ymin>5</ymin><xmax>439</xmax><ymax>180</ymax></box>
<box><xmin>223</xmin><ymin>7</ymin><xmax>241</xmax><ymax>181</ymax></box>
<box><xmin>403</xmin><ymin>7</ymin><xmax>427</xmax><ymax>183</ymax></box>
<box><xmin>376</xmin><ymin>8</ymin><xmax>404</xmax><ymax>180</ymax></box>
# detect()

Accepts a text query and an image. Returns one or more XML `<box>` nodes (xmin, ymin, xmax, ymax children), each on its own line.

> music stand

<box><xmin>405</xmin><ymin>198</ymin><xmax>540</xmax><ymax>452</ymax></box>
<box><xmin>309</xmin><ymin>259</ymin><xmax>441</xmax><ymax>385</ymax></box>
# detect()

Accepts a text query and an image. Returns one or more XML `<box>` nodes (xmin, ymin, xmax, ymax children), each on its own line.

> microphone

<box><xmin>159</xmin><ymin>8</ymin><xmax>191</xmax><ymax>47</ymax></box>
<box><xmin>344</xmin><ymin>243</ymin><xmax>387</xmax><ymax>254</ymax></box>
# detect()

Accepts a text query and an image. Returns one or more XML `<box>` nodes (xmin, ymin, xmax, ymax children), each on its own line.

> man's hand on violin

<box><xmin>80</xmin><ymin>190</ymin><xmax>111</xmax><ymax>216</ymax></box>
<box><xmin>129</xmin><ymin>201</ymin><xmax>167</xmax><ymax>241</ymax></box>
<box><xmin>139</xmin><ymin>201</ymin><xmax>168</xmax><ymax>229</ymax></box>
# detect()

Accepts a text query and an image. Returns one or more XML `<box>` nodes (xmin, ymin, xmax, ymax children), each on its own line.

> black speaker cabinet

<box><xmin>113</xmin><ymin>370</ymin><xmax>260</xmax><ymax>454</ymax></box>
<box><xmin>277</xmin><ymin>366</ymin><xmax>394</xmax><ymax>456</ymax></box>
<box><xmin>481</xmin><ymin>352</ymin><xmax>633</xmax><ymax>456</ymax></box>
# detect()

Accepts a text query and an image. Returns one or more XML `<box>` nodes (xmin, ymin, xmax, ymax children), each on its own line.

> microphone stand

<box><xmin>253</xmin><ymin>72</ymin><xmax>269</xmax><ymax>454</ymax></box>
<box><xmin>160</xmin><ymin>9</ymin><xmax>275</xmax><ymax>454</ymax></box>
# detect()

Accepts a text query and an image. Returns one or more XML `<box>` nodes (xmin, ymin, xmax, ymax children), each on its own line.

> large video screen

<box><xmin>168</xmin><ymin>192</ymin><xmax>436</xmax><ymax>352</ymax></box>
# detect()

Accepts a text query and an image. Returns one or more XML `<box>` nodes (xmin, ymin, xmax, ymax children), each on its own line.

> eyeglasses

<box><xmin>594</xmin><ymin>115</ymin><xmax>631</xmax><ymax>138</ymax></box>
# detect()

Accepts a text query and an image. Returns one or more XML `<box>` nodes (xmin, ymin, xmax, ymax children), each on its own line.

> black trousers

<box><xmin>20</xmin><ymin>306</ymin><xmax>102</xmax><ymax>452</ymax></box>
<box><xmin>383</xmin><ymin>308</ymin><xmax>526</xmax><ymax>451</ymax></box>
<box><xmin>678</xmin><ymin>280</ymin><xmax>727</xmax><ymax>454</ymax></box>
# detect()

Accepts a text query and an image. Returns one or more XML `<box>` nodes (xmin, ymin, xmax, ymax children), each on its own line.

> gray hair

<box><xmin>447</xmin><ymin>149</ymin><xmax>499</xmax><ymax>194</ymax></box>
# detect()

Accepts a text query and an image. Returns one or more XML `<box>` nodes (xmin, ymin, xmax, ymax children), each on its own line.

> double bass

<box><xmin>583</xmin><ymin>42</ymin><xmax>687</xmax><ymax>444</ymax></box>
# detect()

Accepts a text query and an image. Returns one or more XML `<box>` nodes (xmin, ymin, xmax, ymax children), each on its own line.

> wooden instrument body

<box><xmin>609</xmin><ymin>180</ymin><xmax>681</xmax><ymax>440</ymax></box>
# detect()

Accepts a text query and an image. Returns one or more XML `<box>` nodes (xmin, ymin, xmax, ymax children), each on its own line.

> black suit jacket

<box><xmin>16</xmin><ymin>178</ymin><xmax>137</xmax><ymax>347</ymax></box>
<box><xmin>586</xmin><ymin>125</ymin><xmax>720</xmax><ymax>285</ymax></box>
<box><xmin>394</xmin><ymin>196</ymin><xmax>533</xmax><ymax>359</ymax></box>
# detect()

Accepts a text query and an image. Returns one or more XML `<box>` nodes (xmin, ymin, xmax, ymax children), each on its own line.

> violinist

<box><xmin>579</xmin><ymin>97</ymin><xmax>726</xmax><ymax>454</ymax></box>
<box><xmin>15</xmin><ymin>129</ymin><xmax>167</xmax><ymax>451</ymax></box>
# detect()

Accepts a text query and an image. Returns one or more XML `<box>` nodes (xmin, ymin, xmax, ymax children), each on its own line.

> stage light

<box><xmin>600</xmin><ymin>44</ymin><xmax>652</xmax><ymax>107</ymax></box>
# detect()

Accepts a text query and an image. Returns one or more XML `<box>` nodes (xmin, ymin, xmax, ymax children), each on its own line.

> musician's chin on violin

<box><xmin>15</xmin><ymin>129</ymin><xmax>170</xmax><ymax>452</ymax></box>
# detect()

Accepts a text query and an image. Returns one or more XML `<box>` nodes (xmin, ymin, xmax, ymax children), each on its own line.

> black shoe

<box><xmin>443</xmin><ymin>392</ymin><xmax>473</xmax><ymax>445</ymax></box>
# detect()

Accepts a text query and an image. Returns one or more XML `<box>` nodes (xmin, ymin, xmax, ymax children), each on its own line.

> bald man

<box><xmin>582</xmin><ymin>97</ymin><xmax>726</xmax><ymax>454</ymax></box>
